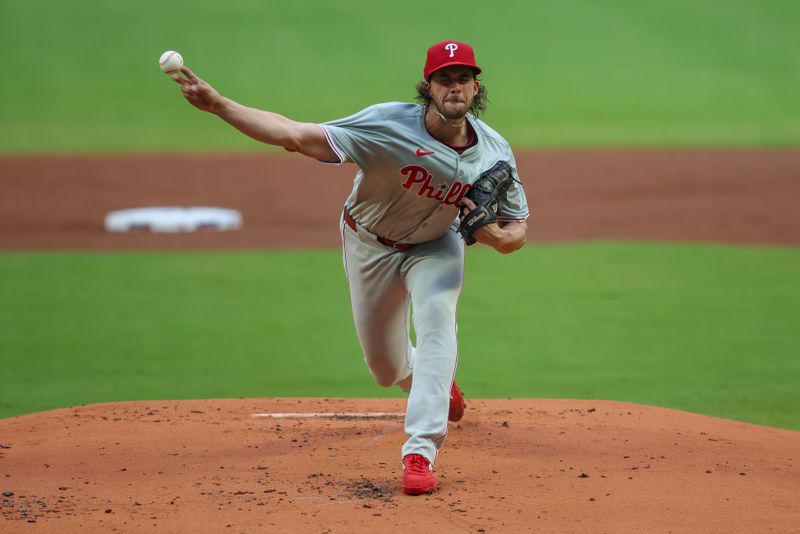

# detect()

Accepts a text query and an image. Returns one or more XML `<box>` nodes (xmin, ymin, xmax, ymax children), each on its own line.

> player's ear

<box><xmin>422</xmin><ymin>82</ymin><xmax>432</xmax><ymax>98</ymax></box>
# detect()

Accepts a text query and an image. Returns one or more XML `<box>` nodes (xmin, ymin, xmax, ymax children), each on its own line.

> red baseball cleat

<box><xmin>402</xmin><ymin>454</ymin><xmax>437</xmax><ymax>495</ymax></box>
<box><xmin>449</xmin><ymin>381</ymin><xmax>466</xmax><ymax>422</ymax></box>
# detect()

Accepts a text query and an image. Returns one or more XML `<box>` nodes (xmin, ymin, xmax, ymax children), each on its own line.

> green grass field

<box><xmin>1</xmin><ymin>1</ymin><xmax>797</xmax><ymax>431</ymax></box>
<box><xmin>1</xmin><ymin>0</ymin><xmax>799</xmax><ymax>151</ymax></box>
<box><xmin>2</xmin><ymin>244</ymin><xmax>798</xmax><ymax>429</ymax></box>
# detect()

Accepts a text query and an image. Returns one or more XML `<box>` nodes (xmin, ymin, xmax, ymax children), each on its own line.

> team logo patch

<box><xmin>445</xmin><ymin>43</ymin><xmax>458</xmax><ymax>58</ymax></box>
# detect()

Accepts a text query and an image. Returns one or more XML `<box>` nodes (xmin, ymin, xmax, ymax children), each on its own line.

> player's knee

<box><xmin>364</xmin><ymin>357</ymin><xmax>402</xmax><ymax>388</ymax></box>
<box><xmin>371</xmin><ymin>370</ymin><xmax>397</xmax><ymax>388</ymax></box>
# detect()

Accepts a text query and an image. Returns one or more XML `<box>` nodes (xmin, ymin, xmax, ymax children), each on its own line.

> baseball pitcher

<box><xmin>171</xmin><ymin>40</ymin><xmax>529</xmax><ymax>495</ymax></box>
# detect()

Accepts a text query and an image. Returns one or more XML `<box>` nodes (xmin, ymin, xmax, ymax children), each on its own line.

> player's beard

<box><xmin>432</xmin><ymin>96</ymin><xmax>471</xmax><ymax>124</ymax></box>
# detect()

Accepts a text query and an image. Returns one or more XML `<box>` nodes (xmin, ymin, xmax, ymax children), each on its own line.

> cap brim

<box><xmin>426</xmin><ymin>62</ymin><xmax>482</xmax><ymax>79</ymax></box>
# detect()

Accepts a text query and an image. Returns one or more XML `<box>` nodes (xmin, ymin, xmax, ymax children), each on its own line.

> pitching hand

<box><xmin>171</xmin><ymin>66</ymin><xmax>224</xmax><ymax>114</ymax></box>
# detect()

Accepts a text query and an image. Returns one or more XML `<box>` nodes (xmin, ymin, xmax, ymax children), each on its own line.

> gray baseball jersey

<box><xmin>319</xmin><ymin>102</ymin><xmax>529</xmax><ymax>465</ymax></box>
<box><xmin>321</xmin><ymin>102</ymin><xmax>529</xmax><ymax>243</ymax></box>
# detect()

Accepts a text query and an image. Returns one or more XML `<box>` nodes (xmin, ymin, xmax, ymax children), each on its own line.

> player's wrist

<box><xmin>210</xmin><ymin>96</ymin><xmax>233</xmax><ymax>116</ymax></box>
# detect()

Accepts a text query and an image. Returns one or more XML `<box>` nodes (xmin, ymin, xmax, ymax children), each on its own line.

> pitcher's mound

<box><xmin>1</xmin><ymin>398</ymin><xmax>798</xmax><ymax>533</ymax></box>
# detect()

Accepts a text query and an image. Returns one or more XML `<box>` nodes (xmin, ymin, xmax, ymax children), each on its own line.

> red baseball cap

<box><xmin>423</xmin><ymin>40</ymin><xmax>482</xmax><ymax>80</ymax></box>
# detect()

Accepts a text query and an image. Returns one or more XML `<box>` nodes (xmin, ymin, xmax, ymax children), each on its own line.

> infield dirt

<box><xmin>1</xmin><ymin>150</ymin><xmax>799</xmax><ymax>532</ymax></box>
<box><xmin>1</xmin><ymin>150</ymin><xmax>799</xmax><ymax>249</ymax></box>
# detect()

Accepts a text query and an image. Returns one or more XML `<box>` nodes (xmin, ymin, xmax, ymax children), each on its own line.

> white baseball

<box><xmin>159</xmin><ymin>50</ymin><xmax>183</xmax><ymax>74</ymax></box>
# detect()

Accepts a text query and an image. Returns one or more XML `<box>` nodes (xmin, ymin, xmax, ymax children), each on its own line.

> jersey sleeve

<box><xmin>497</xmin><ymin>153</ymin><xmax>530</xmax><ymax>223</ymax></box>
<box><xmin>319</xmin><ymin>105</ymin><xmax>387</xmax><ymax>168</ymax></box>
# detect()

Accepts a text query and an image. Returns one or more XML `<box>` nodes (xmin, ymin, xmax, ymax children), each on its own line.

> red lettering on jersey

<box><xmin>444</xmin><ymin>182</ymin><xmax>471</xmax><ymax>205</ymax></box>
<box><xmin>418</xmin><ymin>176</ymin><xmax>436</xmax><ymax>198</ymax></box>
<box><xmin>400</xmin><ymin>165</ymin><xmax>430</xmax><ymax>190</ymax></box>
<box><xmin>400</xmin><ymin>165</ymin><xmax>471</xmax><ymax>206</ymax></box>
<box><xmin>431</xmin><ymin>183</ymin><xmax>448</xmax><ymax>202</ymax></box>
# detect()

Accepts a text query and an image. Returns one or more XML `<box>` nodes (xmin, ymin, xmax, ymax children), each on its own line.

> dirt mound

<box><xmin>1</xmin><ymin>398</ymin><xmax>797</xmax><ymax>533</ymax></box>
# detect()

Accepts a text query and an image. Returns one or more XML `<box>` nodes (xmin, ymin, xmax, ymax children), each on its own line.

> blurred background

<box><xmin>2</xmin><ymin>0</ymin><xmax>799</xmax><ymax>151</ymax></box>
<box><xmin>1</xmin><ymin>0</ymin><xmax>798</xmax><ymax>429</ymax></box>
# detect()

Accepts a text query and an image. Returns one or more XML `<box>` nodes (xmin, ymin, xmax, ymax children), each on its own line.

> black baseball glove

<box><xmin>459</xmin><ymin>160</ymin><xmax>514</xmax><ymax>245</ymax></box>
